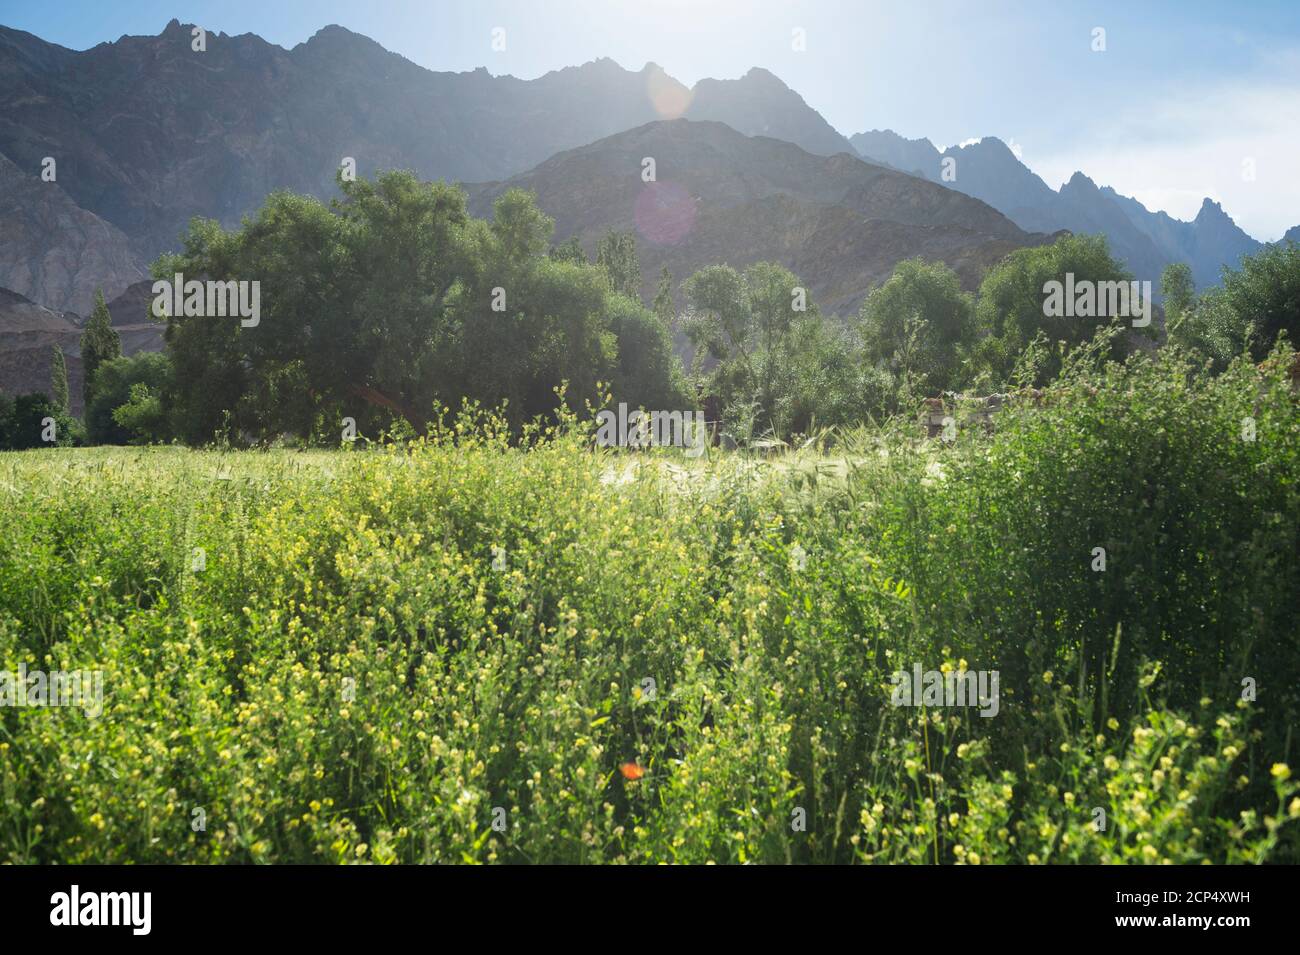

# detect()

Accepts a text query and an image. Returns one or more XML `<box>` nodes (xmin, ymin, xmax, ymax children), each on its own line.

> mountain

<box><xmin>687</xmin><ymin>67</ymin><xmax>853</xmax><ymax>156</ymax></box>
<box><xmin>0</xmin><ymin>283</ymin><xmax>162</xmax><ymax>414</ymax></box>
<box><xmin>1283</xmin><ymin>225</ymin><xmax>1300</xmax><ymax>244</ymax></box>
<box><xmin>850</xmin><ymin>128</ymin><xmax>1262</xmax><ymax>289</ymax></box>
<box><xmin>1100</xmin><ymin>190</ymin><xmax>1261</xmax><ymax>287</ymax></box>
<box><xmin>467</xmin><ymin>119</ymin><xmax>1048</xmax><ymax>316</ymax></box>
<box><xmin>0</xmin><ymin>151</ymin><xmax>145</xmax><ymax>314</ymax></box>
<box><xmin>0</xmin><ymin>19</ymin><xmax>857</xmax><ymax>306</ymax></box>
<box><xmin>848</xmin><ymin>130</ymin><xmax>940</xmax><ymax>181</ymax></box>
<box><xmin>940</xmin><ymin>138</ymin><xmax>1061</xmax><ymax>226</ymax></box>
<box><xmin>1053</xmin><ymin>172</ymin><xmax>1169</xmax><ymax>288</ymax></box>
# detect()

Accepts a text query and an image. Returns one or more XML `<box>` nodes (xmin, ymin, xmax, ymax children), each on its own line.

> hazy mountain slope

<box><xmin>848</xmin><ymin>130</ymin><xmax>940</xmax><ymax>180</ymax></box>
<box><xmin>1102</xmin><ymin>188</ymin><xmax>1262</xmax><ymax>287</ymax></box>
<box><xmin>1053</xmin><ymin>173</ymin><xmax>1169</xmax><ymax>285</ymax></box>
<box><xmin>0</xmin><ymin>152</ymin><xmax>146</xmax><ymax>314</ymax></box>
<box><xmin>851</xmin><ymin>128</ymin><xmax>1265</xmax><ymax>289</ymax></box>
<box><xmin>468</xmin><ymin>119</ymin><xmax>1045</xmax><ymax>315</ymax></box>
<box><xmin>687</xmin><ymin>68</ymin><xmax>854</xmax><ymax>156</ymax></box>
<box><xmin>0</xmin><ymin>20</ymin><xmax>857</xmax><ymax>279</ymax></box>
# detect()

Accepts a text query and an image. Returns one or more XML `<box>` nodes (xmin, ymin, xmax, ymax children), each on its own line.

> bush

<box><xmin>0</xmin><ymin>355</ymin><xmax>1296</xmax><ymax>863</ymax></box>
<box><xmin>85</xmin><ymin>352</ymin><xmax>172</xmax><ymax>444</ymax></box>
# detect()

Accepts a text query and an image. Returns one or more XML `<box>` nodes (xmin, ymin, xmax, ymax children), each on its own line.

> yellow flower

<box><xmin>1271</xmin><ymin>763</ymin><xmax>1291</xmax><ymax>781</ymax></box>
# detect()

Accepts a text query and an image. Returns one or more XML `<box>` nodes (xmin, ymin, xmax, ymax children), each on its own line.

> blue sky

<box><xmin>3</xmin><ymin>0</ymin><xmax>1298</xmax><ymax>238</ymax></box>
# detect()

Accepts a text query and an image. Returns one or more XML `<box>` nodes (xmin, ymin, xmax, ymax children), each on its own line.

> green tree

<box><xmin>112</xmin><ymin>382</ymin><xmax>169</xmax><ymax>444</ymax></box>
<box><xmin>158</xmin><ymin>176</ymin><xmax>684</xmax><ymax>442</ymax></box>
<box><xmin>548</xmin><ymin>235</ymin><xmax>586</xmax><ymax>266</ymax></box>
<box><xmin>0</xmin><ymin>392</ymin><xmax>78</xmax><ymax>449</ymax></box>
<box><xmin>1218</xmin><ymin>241</ymin><xmax>1300</xmax><ymax>358</ymax></box>
<box><xmin>857</xmin><ymin>258</ymin><xmax>976</xmax><ymax>398</ymax></box>
<box><xmin>652</xmin><ymin>266</ymin><xmax>675</xmax><ymax>327</ymax></box>
<box><xmin>970</xmin><ymin>233</ymin><xmax>1139</xmax><ymax>386</ymax></box>
<box><xmin>606</xmin><ymin>292</ymin><xmax>691</xmax><ymax>413</ymax></box>
<box><xmin>595</xmin><ymin>230</ymin><xmax>640</xmax><ymax>300</ymax></box>
<box><xmin>683</xmin><ymin>262</ymin><xmax>849</xmax><ymax>437</ymax></box>
<box><xmin>85</xmin><ymin>352</ymin><xmax>172</xmax><ymax>444</ymax></box>
<box><xmin>49</xmin><ymin>346</ymin><xmax>69</xmax><ymax>412</ymax></box>
<box><xmin>1160</xmin><ymin>262</ymin><xmax>1196</xmax><ymax>332</ymax></box>
<box><xmin>79</xmin><ymin>289</ymin><xmax>122</xmax><ymax>407</ymax></box>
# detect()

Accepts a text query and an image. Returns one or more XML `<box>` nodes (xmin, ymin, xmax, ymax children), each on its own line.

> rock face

<box><xmin>468</xmin><ymin>120</ymin><xmax>1047</xmax><ymax>316</ymax></box>
<box><xmin>0</xmin><ymin>152</ymin><xmax>145</xmax><ymax>315</ymax></box>
<box><xmin>850</xmin><ymin>129</ymin><xmax>1263</xmax><ymax>290</ymax></box>
<box><xmin>0</xmin><ymin>20</ymin><xmax>860</xmax><ymax>282</ymax></box>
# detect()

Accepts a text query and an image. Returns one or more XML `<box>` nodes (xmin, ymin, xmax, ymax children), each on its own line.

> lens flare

<box><xmin>634</xmin><ymin>180</ymin><xmax>696</xmax><ymax>245</ymax></box>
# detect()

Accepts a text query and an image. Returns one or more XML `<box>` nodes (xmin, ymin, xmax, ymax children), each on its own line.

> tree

<box><xmin>1218</xmin><ymin>242</ymin><xmax>1300</xmax><ymax>358</ymax></box>
<box><xmin>606</xmin><ymin>292</ymin><xmax>691</xmax><ymax>413</ymax></box>
<box><xmin>683</xmin><ymin>262</ymin><xmax>850</xmax><ymax>437</ymax></box>
<box><xmin>0</xmin><ymin>392</ymin><xmax>78</xmax><ymax>449</ymax></box>
<box><xmin>1166</xmin><ymin>286</ymin><xmax>1254</xmax><ymax>372</ymax></box>
<box><xmin>49</xmin><ymin>346</ymin><xmax>69</xmax><ymax>412</ymax></box>
<box><xmin>1160</xmin><ymin>262</ymin><xmax>1196</xmax><ymax>332</ymax></box>
<box><xmin>857</xmin><ymin>258</ymin><xmax>976</xmax><ymax>397</ymax></box>
<box><xmin>971</xmin><ymin>234</ymin><xmax>1139</xmax><ymax>387</ymax></box>
<box><xmin>595</xmin><ymin>230</ymin><xmax>640</xmax><ymax>300</ymax></box>
<box><xmin>85</xmin><ymin>352</ymin><xmax>172</xmax><ymax>444</ymax></box>
<box><xmin>652</xmin><ymin>266</ymin><xmax>675</xmax><ymax>327</ymax></box>
<box><xmin>548</xmin><ymin>236</ymin><xmax>586</xmax><ymax>266</ymax></box>
<box><xmin>157</xmin><ymin>174</ymin><xmax>685</xmax><ymax>442</ymax></box>
<box><xmin>112</xmin><ymin>382</ymin><xmax>169</xmax><ymax>445</ymax></box>
<box><xmin>79</xmin><ymin>289</ymin><xmax>122</xmax><ymax>407</ymax></box>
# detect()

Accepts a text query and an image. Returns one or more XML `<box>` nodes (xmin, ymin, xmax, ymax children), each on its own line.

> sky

<box><xmin>2</xmin><ymin>0</ymin><xmax>1298</xmax><ymax>240</ymax></box>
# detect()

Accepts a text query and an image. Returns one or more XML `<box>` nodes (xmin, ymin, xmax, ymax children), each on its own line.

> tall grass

<box><xmin>0</xmin><ymin>347</ymin><xmax>1296</xmax><ymax>863</ymax></box>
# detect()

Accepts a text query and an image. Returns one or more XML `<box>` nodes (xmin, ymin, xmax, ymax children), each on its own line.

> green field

<box><xmin>2</xmin><ymin>349</ymin><xmax>1298</xmax><ymax>864</ymax></box>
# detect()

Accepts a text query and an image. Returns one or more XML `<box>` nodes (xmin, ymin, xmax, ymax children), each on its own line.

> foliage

<box><xmin>48</xmin><ymin>347</ymin><xmax>69</xmax><ymax>413</ymax></box>
<box><xmin>0</xmin><ymin>392</ymin><xmax>80</xmax><ymax>449</ymax></box>
<box><xmin>85</xmin><ymin>352</ymin><xmax>173</xmax><ymax>445</ymax></box>
<box><xmin>857</xmin><ymin>258</ymin><xmax>976</xmax><ymax>397</ymax></box>
<box><xmin>683</xmin><ymin>262</ymin><xmax>857</xmax><ymax>438</ymax></box>
<box><xmin>1168</xmin><ymin>243</ymin><xmax>1300</xmax><ymax>369</ymax></box>
<box><xmin>158</xmin><ymin>176</ymin><xmax>684</xmax><ymax>444</ymax></box>
<box><xmin>595</xmin><ymin>230</ymin><xmax>640</xmax><ymax>300</ymax></box>
<box><xmin>79</xmin><ymin>289</ymin><xmax>123</xmax><ymax>409</ymax></box>
<box><xmin>1219</xmin><ymin>240</ymin><xmax>1300</xmax><ymax>358</ymax></box>
<box><xmin>971</xmin><ymin>234</ymin><xmax>1141</xmax><ymax>385</ymax></box>
<box><xmin>2</xmin><ymin>345</ymin><xmax>1296</xmax><ymax>863</ymax></box>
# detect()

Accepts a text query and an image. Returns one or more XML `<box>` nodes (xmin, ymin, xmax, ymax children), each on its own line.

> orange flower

<box><xmin>620</xmin><ymin>761</ymin><xmax>645</xmax><ymax>781</ymax></box>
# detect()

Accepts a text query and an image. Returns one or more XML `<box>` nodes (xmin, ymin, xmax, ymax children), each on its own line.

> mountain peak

<box><xmin>743</xmin><ymin>66</ymin><xmax>780</xmax><ymax>81</ymax></box>
<box><xmin>1195</xmin><ymin>197</ymin><xmax>1230</xmax><ymax>222</ymax></box>
<box><xmin>309</xmin><ymin>24</ymin><xmax>361</xmax><ymax>40</ymax></box>
<box><xmin>1062</xmin><ymin>170</ymin><xmax>1098</xmax><ymax>192</ymax></box>
<box><xmin>301</xmin><ymin>23</ymin><xmax>389</xmax><ymax>54</ymax></box>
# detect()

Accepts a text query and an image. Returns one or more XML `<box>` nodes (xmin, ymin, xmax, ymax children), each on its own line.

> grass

<box><xmin>1</xmin><ymin>347</ymin><xmax>1298</xmax><ymax>864</ymax></box>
